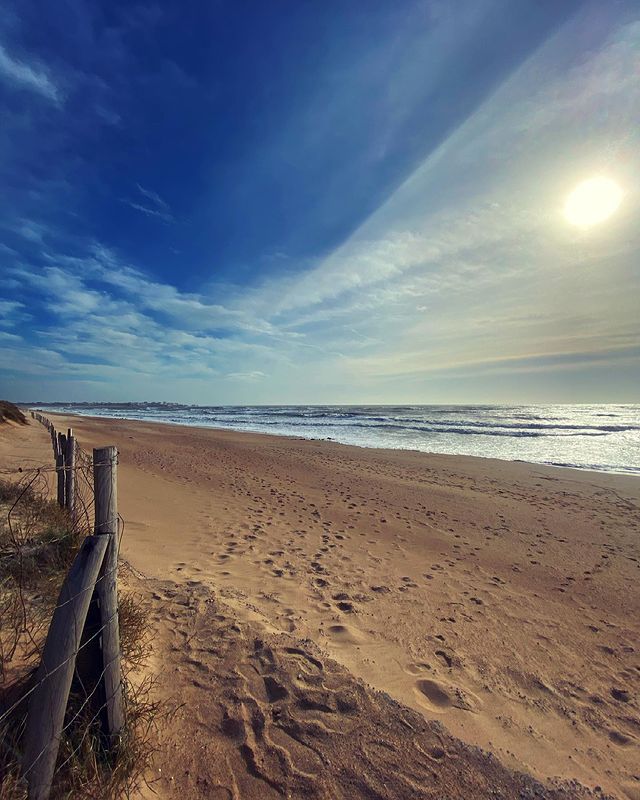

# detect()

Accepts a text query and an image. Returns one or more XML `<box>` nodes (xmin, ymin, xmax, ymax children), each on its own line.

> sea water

<box><xmin>31</xmin><ymin>403</ymin><xmax>640</xmax><ymax>475</ymax></box>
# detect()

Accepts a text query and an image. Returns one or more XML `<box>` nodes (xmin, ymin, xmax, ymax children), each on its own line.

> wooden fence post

<box><xmin>58</xmin><ymin>434</ymin><xmax>67</xmax><ymax>506</ymax></box>
<box><xmin>23</xmin><ymin>536</ymin><xmax>109</xmax><ymax>800</ymax></box>
<box><xmin>65</xmin><ymin>430</ymin><xmax>75</xmax><ymax>517</ymax></box>
<box><xmin>55</xmin><ymin>454</ymin><xmax>64</xmax><ymax>508</ymax></box>
<box><xmin>93</xmin><ymin>446</ymin><xmax>125</xmax><ymax>743</ymax></box>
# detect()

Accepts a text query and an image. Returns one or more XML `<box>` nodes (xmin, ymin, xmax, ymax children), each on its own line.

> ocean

<box><xmin>31</xmin><ymin>403</ymin><xmax>640</xmax><ymax>475</ymax></box>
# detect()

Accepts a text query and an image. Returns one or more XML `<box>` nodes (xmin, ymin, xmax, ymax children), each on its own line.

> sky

<box><xmin>0</xmin><ymin>0</ymin><xmax>639</xmax><ymax>404</ymax></box>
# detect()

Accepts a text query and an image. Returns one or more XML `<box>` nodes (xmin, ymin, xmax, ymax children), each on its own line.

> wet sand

<box><xmin>2</xmin><ymin>414</ymin><xmax>639</xmax><ymax>799</ymax></box>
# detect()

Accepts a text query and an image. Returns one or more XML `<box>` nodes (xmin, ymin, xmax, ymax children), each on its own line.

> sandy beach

<box><xmin>2</xmin><ymin>413</ymin><xmax>639</xmax><ymax>799</ymax></box>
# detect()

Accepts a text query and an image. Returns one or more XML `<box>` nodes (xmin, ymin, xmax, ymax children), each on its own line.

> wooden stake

<box><xmin>65</xmin><ymin>431</ymin><xmax>75</xmax><ymax>517</ymax></box>
<box><xmin>55</xmin><ymin>454</ymin><xmax>64</xmax><ymax>508</ymax></box>
<box><xmin>23</xmin><ymin>536</ymin><xmax>109</xmax><ymax>800</ymax></box>
<box><xmin>93</xmin><ymin>446</ymin><xmax>125</xmax><ymax>743</ymax></box>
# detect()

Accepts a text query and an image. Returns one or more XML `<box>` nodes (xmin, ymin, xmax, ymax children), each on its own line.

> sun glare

<box><xmin>563</xmin><ymin>176</ymin><xmax>622</xmax><ymax>228</ymax></box>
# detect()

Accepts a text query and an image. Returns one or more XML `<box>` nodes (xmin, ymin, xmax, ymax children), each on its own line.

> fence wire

<box><xmin>0</xmin><ymin>412</ymin><xmax>135</xmax><ymax>799</ymax></box>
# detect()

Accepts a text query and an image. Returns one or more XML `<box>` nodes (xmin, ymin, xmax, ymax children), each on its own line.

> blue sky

<box><xmin>1</xmin><ymin>0</ymin><xmax>638</xmax><ymax>403</ymax></box>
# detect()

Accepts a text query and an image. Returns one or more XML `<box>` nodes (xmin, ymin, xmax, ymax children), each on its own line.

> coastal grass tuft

<box><xmin>0</xmin><ymin>403</ymin><xmax>27</xmax><ymax>426</ymax></box>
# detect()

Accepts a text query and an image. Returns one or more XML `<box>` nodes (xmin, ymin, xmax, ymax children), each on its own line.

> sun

<box><xmin>563</xmin><ymin>176</ymin><xmax>623</xmax><ymax>228</ymax></box>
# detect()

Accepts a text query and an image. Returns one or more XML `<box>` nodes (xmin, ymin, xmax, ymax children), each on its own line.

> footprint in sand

<box><xmin>263</xmin><ymin>675</ymin><xmax>289</xmax><ymax>703</ymax></box>
<box><xmin>414</xmin><ymin>679</ymin><xmax>481</xmax><ymax>713</ymax></box>
<box><xmin>326</xmin><ymin>624</ymin><xmax>364</xmax><ymax>645</ymax></box>
<box><xmin>404</xmin><ymin>662</ymin><xmax>432</xmax><ymax>676</ymax></box>
<box><xmin>609</xmin><ymin>729</ymin><xmax>635</xmax><ymax>747</ymax></box>
<box><xmin>414</xmin><ymin>679</ymin><xmax>452</xmax><ymax>710</ymax></box>
<box><xmin>435</xmin><ymin>649</ymin><xmax>453</xmax><ymax>668</ymax></box>
<box><xmin>610</xmin><ymin>687</ymin><xmax>630</xmax><ymax>703</ymax></box>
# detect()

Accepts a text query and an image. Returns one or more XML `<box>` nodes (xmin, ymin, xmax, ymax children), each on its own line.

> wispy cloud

<box><xmin>83</xmin><ymin>245</ymin><xmax>275</xmax><ymax>335</ymax></box>
<box><xmin>13</xmin><ymin>219</ymin><xmax>50</xmax><ymax>243</ymax></box>
<box><xmin>225</xmin><ymin>370</ymin><xmax>266</xmax><ymax>381</ymax></box>
<box><xmin>123</xmin><ymin>202</ymin><xmax>173</xmax><ymax>222</ymax></box>
<box><xmin>0</xmin><ymin>299</ymin><xmax>27</xmax><ymax>328</ymax></box>
<box><xmin>0</xmin><ymin>43</ymin><xmax>60</xmax><ymax>103</ymax></box>
<box><xmin>136</xmin><ymin>183</ymin><xmax>170</xmax><ymax>211</ymax></box>
<box><xmin>122</xmin><ymin>183</ymin><xmax>174</xmax><ymax>222</ymax></box>
<box><xmin>2</xmin><ymin>243</ymin><xmax>287</xmax><ymax>401</ymax></box>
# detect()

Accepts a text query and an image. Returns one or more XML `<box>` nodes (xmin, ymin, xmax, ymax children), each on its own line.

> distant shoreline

<box><xmin>33</xmin><ymin>407</ymin><xmax>640</xmax><ymax>481</ymax></box>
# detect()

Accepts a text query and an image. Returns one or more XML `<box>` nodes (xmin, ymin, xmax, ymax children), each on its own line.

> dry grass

<box><xmin>119</xmin><ymin>591</ymin><xmax>152</xmax><ymax>672</ymax></box>
<box><xmin>0</xmin><ymin>403</ymin><xmax>27</xmax><ymax>426</ymax></box>
<box><xmin>0</xmin><ymin>774</ymin><xmax>26</xmax><ymax>800</ymax></box>
<box><xmin>44</xmin><ymin>674</ymin><xmax>161</xmax><ymax>800</ymax></box>
<box><xmin>0</xmin><ymin>478</ymin><xmax>78</xmax><ymax>682</ymax></box>
<box><xmin>0</xmin><ymin>478</ymin><xmax>160</xmax><ymax>799</ymax></box>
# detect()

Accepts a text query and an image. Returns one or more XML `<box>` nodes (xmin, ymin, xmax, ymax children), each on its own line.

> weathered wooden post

<box><xmin>65</xmin><ymin>430</ymin><xmax>75</xmax><ymax>517</ymax></box>
<box><xmin>23</xmin><ymin>536</ymin><xmax>109</xmax><ymax>800</ymax></box>
<box><xmin>93</xmin><ymin>445</ymin><xmax>125</xmax><ymax>743</ymax></box>
<box><xmin>55</xmin><ymin>452</ymin><xmax>64</xmax><ymax>508</ymax></box>
<box><xmin>56</xmin><ymin>433</ymin><xmax>66</xmax><ymax>506</ymax></box>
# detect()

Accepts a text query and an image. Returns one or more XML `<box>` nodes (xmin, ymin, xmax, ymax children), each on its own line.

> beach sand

<box><xmin>2</xmin><ymin>414</ymin><xmax>639</xmax><ymax>799</ymax></box>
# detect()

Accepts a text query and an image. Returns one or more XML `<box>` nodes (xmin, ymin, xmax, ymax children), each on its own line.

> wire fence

<box><xmin>0</xmin><ymin>412</ymin><xmax>127</xmax><ymax>800</ymax></box>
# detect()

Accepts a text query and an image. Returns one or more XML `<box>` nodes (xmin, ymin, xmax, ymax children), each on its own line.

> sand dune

<box><xmin>2</xmin><ymin>414</ymin><xmax>638</xmax><ymax>798</ymax></box>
